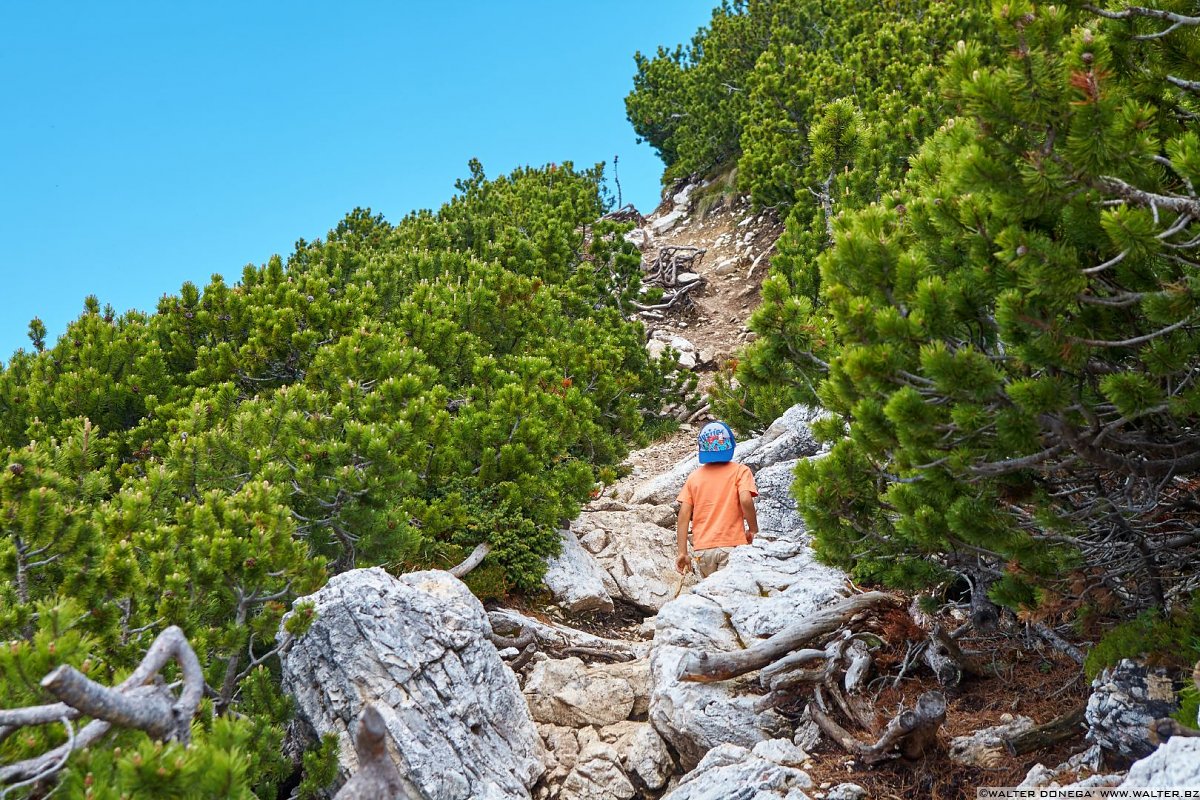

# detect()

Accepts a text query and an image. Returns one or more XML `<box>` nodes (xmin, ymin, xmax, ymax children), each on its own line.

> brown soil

<box><xmin>638</xmin><ymin>184</ymin><xmax>783</xmax><ymax>370</ymax></box>
<box><xmin>799</xmin><ymin>621</ymin><xmax>1091</xmax><ymax>799</ymax></box>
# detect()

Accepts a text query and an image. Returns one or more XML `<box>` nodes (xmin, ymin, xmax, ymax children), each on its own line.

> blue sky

<box><xmin>0</xmin><ymin>2</ymin><xmax>712</xmax><ymax>363</ymax></box>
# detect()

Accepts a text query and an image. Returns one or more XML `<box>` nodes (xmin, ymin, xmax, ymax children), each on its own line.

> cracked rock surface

<box><xmin>281</xmin><ymin>567</ymin><xmax>545</xmax><ymax>800</ymax></box>
<box><xmin>1086</xmin><ymin>659</ymin><xmax>1179</xmax><ymax>764</ymax></box>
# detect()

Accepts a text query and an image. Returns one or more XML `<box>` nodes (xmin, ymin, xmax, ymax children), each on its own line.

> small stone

<box><xmin>827</xmin><ymin>783</ymin><xmax>868</xmax><ymax>800</ymax></box>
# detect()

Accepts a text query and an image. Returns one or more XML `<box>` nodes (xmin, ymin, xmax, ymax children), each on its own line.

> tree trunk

<box><xmin>334</xmin><ymin>704</ymin><xmax>425</xmax><ymax>800</ymax></box>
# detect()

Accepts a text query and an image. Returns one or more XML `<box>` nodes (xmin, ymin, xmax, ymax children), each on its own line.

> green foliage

<box><xmin>0</xmin><ymin>161</ymin><xmax>670</xmax><ymax>793</ymax></box>
<box><xmin>295</xmin><ymin>734</ymin><xmax>340</xmax><ymax>800</ymax></box>
<box><xmin>720</xmin><ymin>1</ymin><xmax>1200</xmax><ymax>617</ymax></box>
<box><xmin>56</xmin><ymin>715</ymin><xmax>261</xmax><ymax>800</ymax></box>
<box><xmin>1176</xmin><ymin>683</ymin><xmax>1200</xmax><ymax>730</ymax></box>
<box><xmin>627</xmin><ymin>0</ymin><xmax>993</xmax><ymax>205</ymax></box>
<box><xmin>1083</xmin><ymin>596</ymin><xmax>1200</xmax><ymax>692</ymax></box>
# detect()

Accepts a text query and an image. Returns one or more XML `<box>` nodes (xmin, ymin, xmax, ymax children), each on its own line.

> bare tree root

<box><xmin>810</xmin><ymin>688</ymin><xmax>947</xmax><ymax>765</ymax></box>
<box><xmin>678</xmin><ymin>592</ymin><xmax>898</xmax><ymax>683</ymax></box>
<box><xmin>643</xmin><ymin>246</ymin><xmax>706</xmax><ymax>288</ymax></box>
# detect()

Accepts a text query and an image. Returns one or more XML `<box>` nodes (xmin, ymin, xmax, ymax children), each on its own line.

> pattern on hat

<box><xmin>699</xmin><ymin>423</ymin><xmax>733</xmax><ymax>452</ymax></box>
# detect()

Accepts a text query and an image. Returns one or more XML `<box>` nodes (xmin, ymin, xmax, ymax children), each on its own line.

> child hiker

<box><xmin>675</xmin><ymin>421</ymin><xmax>759</xmax><ymax>578</ymax></box>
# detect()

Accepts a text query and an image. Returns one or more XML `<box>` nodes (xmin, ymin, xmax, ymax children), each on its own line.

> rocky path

<box><xmin>273</xmin><ymin>182</ymin><xmax>1200</xmax><ymax>799</ymax></box>
<box><xmin>527</xmin><ymin>402</ymin><xmax>857</xmax><ymax>799</ymax></box>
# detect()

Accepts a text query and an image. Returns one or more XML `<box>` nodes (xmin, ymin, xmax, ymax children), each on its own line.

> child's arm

<box><xmin>739</xmin><ymin>490</ymin><xmax>758</xmax><ymax>544</ymax></box>
<box><xmin>676</xmin><ymin>502</ymin><xmax>693</xmax><ymax>573</ymax></box>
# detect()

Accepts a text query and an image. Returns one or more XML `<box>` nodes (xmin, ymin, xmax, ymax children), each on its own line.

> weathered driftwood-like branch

<box><xmin>449</xmin><ymin>542</ymin><xmax>492</xmax><ymax>578</ymax></box>
<box><xmin>632</xmin><ymin>278</ymin><xmax>702</xmax><ymax>312</ymax></box>
<box><xmin>1032</xmin><ymin>623</ymin><xmax>1086</xmax><ymax>666</ymax></box>
<box><xmin>1152</xmin><ymin>717</ymin><xmax>1200</xmax><ymax>742</ymax></box>
<box><xmin>678</xmin><ymin>591</ymin><xmax>898</xmax><ymax>683</ymax></box>
<box><xmin>491</xmin><ymin>625</ymin><xmax>536</xmax><ymax>653</ymax></box>
<box><xmin>488</xmin><ymin>609</ymin><xmax>648</xmax><ymax>661</ymax></box>
<box><xmin>509</xmin><ymin>643</ymin><xmax>538</xmax><ymax>672</ymax></box>
<box><xmin>0</xmin><ymin>625</ymin><xmax>204</xmax><ymax>787</ymax></box>
<box><xmin>333</xmin><ymin>704</ymin><xmax>425</xmax><ymax>800</ymax></box>
<box><xmin>644</xmin><ymin>246</ymin><xmax>706</xmax><ymax>288</ymax></box>
<box><xmin>1006</xmin><ymin>703</ymin><xmax>1087</xmax><ymax>756</ymax></box>
<box><xmin>810</xmin><ymin>688</ymin><xmax>946</xmax><ymax>765</ymax></box>
<box><xmin>601</xmin><ymin>204</ymin><xmax>644</xmax><ymax>225</ymax></box>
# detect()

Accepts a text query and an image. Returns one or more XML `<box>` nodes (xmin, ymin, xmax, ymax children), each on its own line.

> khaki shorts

<box><xmin>695</xmin><ymin>546</ymin><xmax>734</xmax><ymax>578</ymax></box>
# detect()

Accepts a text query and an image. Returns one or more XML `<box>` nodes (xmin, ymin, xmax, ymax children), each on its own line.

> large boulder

<box><xmin>660</xmin><ymin>741</ymin><xmax>813</xmax><ymax>800</ymax></box>
<box><xmin>559</xmin><ymin>739</ymin><xmax>635</xmax><ymax>800</ymax></box>
<box><xmin>1086</xmin><ymin>659</ymin><xmax>1179</xmax><ymax>764</ymax></box>
<box><xmin>572</xmin><ymin>507</ymin><xmax>685</xmax><ymax>613</ymax></box>
<box><xmin>1119</xmin><ymin>735</ymin><xmax>1200</xmax><ymax>788</ymax></box>
<box><xmin>738</xmin><ymin>404</ymin><xmax>827</xmax><ymax>473</ymax></box>
<box><xmin>648</xmin><ymin>459</ymin><xmax>847</xmax><ymax>768</ymax></box>
<box><xmin>535</xmin><ymin>722</ymin><xmax>674</xmax><ymax>800</ymax></box>
<box><xmin>523</xmin><ymin>656</ymin><xmax>651</xmax><ymax>728</ymax></box>
<box><xmin>281</xmin><ymin>568</ymin><xmax>545</xmax><ymax>800</ymax></box>
<box><xmin>542</xmin><ymin>527</ymin><xmax>614</xmax><ymax>614</ymax></box>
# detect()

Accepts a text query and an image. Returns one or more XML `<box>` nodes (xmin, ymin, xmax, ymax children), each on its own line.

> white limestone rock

<box><xmin>652</xmin><ymin>209</ymin><xmax>685</xmax><ymax>235</ymax></box>
<box><xmin>739</xmin><ymin>404</ymin><xmax>827</xmax><ymax>473</ymax></box>
<box><xmin>660</xmin><ymin>742</ymin><xmax>814</xmax><ymax>800</ymax></box>
<box><xmin>672</xmin><ymin>184</ymin><xmax>696</xmax><ymax>209</ymax></box>
<box><xmin>524</xmin><ymin>657</ymin><xmax>637</xmax><ymax>728</ymax></box>
<box><xmin>573</xmin><ymin>508</ymin><xmax>688</xmax><ymax>613</ymax></box>
<box><xmin>623</xmin><ymin>724</ymin><xmax>675</xmax><ymax>790</ymax></box>
<box><xmin>1120</xmin><ymin>736</ymin><xmax>1200</xmax><ymax>788</ymax></box>
<box><xmin>646</xmin><ymin>334</ymin><xmax>699</xmax><ymax>370</ymax></box>
<box><xmin>712</xmin><ymin>258</ymin><xmax>739</xmax><ymax>276</ymax></box>
<box><xmin>1019</xmin><ymin>745</ymin><xmax>1105</xmax><ymax>788</ymax></box>
<box><xmin>1087</xmin><ymin>659</ymin><xmax>1179</xmax><ymax>763</ymax></box>
<box><xmin>280</xmin><ymin>568</ymin><xmax>545</xmax><ymax>800</ymax></box>
<box><xmin>559</xmin><ymin>740</ymin><xmax>636</xmax><ymax>800</ymax></box>
<box><xmin>542</xmin><ymin>528</ymin><xmax>614</xmax><ymax>614</ymax></box>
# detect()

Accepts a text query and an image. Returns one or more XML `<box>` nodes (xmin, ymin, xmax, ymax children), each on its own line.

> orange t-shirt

<box><xmin>677</xmin><ymin>462</ymin><xmax>758</xmax><ymax>550</ymax></box>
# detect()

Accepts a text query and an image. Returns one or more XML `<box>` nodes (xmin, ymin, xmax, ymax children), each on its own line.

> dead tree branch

<box><xmin>678</xmin><ymin>592</ymin><xmax>899</xmax><ymax>682</ymax></box>
<box><xmin>333</xmin><ymin>703</ymin><xmax>425</xmax><ymax>800</ymax></box>
<box><xmin>449</xmin><ymin>542</ymin><xmax>492</xmax><ymax>578</ymax></box>
<box><xmin>1006</xmin><ymin>703</ymin><xmax>1087</xmax><ymax>756</ymax></box>
<box><xmin>0</xmin><ymin>626</ymin><xmax>204</xmax><ymax>787</ymax></box>
<box><xmin>810</xmin><ymin>688</ymin><xmax>946</xmax><ymax>764</ymax></box>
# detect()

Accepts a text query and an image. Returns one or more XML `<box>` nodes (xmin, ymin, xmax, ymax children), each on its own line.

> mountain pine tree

<box><xmin>0</xmin><ymin>161</ymin><xmax>673</xmax><ymax>794</ymax></box>
<box><xmin>780</xmin><ymin>0</ymin><xmax>1200</xmax><ymax>614</ymax></box>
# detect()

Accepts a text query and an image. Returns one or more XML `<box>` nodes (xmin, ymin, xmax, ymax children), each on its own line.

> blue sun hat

<box><xmin>697</xmin><ymin>421</ymin><xmax>736</xmax><ymax>464</ymax></box>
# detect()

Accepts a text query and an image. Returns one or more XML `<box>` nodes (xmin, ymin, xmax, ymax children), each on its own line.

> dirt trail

<box><xmin>613</xmin><ymin>181</ymin><xmax>783</xmax><ymax>494</ymax></box>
